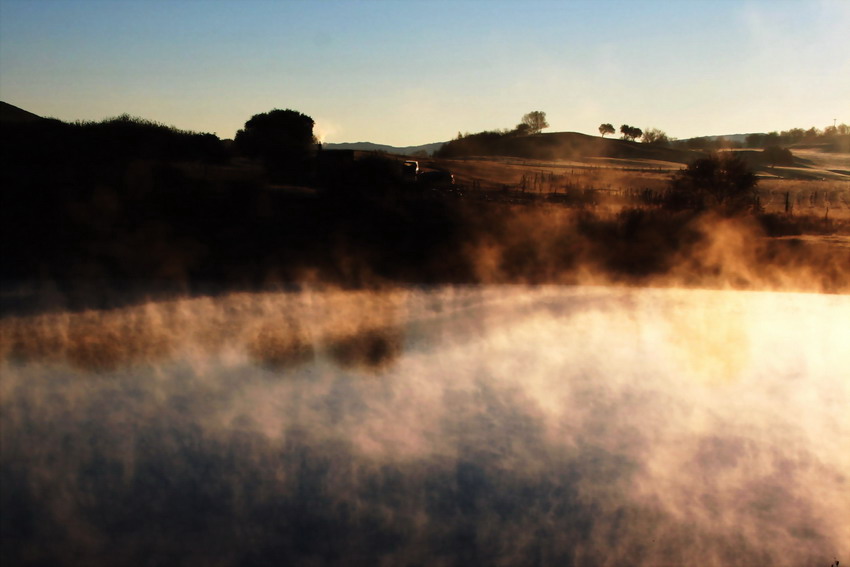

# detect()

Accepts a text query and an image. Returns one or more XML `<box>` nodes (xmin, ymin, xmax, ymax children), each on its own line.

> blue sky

<box><xmin>1</xmin><ymin>0</ymin><xmax>848</xmax><ymax>145</ymax></box>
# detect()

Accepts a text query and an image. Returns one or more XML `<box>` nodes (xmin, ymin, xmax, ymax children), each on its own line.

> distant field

<box><xmin>434</xmin><ymin>156</ymin><xmax>672</xmax><ymax>201</ymax></box>
<box><xmin>791</xmin><ymin>148</ymin><xmax>850</xmax><ymax>173</ymax></box>
<box><xmin>433</xmin><ymin>146</ymin><xmax>850</xmax><ymax>220</ymax></box>
<box><xmin>757</xmin><ymin>178</ymin><xmax>850</xmax><ymax>219</ymax></box>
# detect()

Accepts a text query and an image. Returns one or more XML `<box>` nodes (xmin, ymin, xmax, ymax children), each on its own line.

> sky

<box><xmin>1</xmin><ymin>0</ymin><xmax>848</xmax><ymax>146</ymax></box>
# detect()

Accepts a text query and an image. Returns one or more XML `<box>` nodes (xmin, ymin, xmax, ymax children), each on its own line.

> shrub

<box><xmin>665</xmin><ymin>153</ymin><xmax>760</xmax><ymax>214</ymax></box>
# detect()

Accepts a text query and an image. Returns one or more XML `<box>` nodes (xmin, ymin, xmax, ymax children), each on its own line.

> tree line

<box><xmin>598</xmin><ymin>123</ymin><xmax>671</xmax><ymax>145</ymax></box>
<box><xmin>743</xmin><ymin>124</ymin><xmax>848</xmax><ymax>148</ymax></box>
<box><xmin>598</xmin><ymin>121</ymin><xmax>849</xmax><ymax>151</ymax></box>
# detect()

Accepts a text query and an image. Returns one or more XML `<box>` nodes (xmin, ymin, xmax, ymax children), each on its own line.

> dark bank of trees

<box><xmin>745</xmin><ymin>124</ymin><xmax>849</xmax><ymax>149</ymax></box>
<box><xmin>1</xmin><ymin>115</ymin><xmax>224</xmax><ymax>289</ymax></box>
<box><xmin>1</xmin><ymin>106</ymin><xmax>476</xmax><ymax>309</ymax></box>
<box><xmin>2</xmin><ymin>114</ymin><xmax>228</xmax><ymax>172</ymax></box>
<box><xmin>3</xmin><ymin>102</ymin><xmax>846</xmax><ymax>313</ymax></box>
<box><xmin>672</xmin><ymin>123</ymin><xmax>849</xmax><ymax>152</ymax></box>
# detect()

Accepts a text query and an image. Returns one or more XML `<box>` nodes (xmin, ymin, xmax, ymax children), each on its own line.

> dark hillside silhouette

<box><xmin>1</xmin><ymin>113</ymin><xmax>228</xmax><ymax>295</ymax></box>
<box><xmin>436</xmin><ymin>130</ymin><xmax>698</xmax><ymax>164</ymax></box>
<box><xmin>0</xmin><ymin>101</ymin><xmax>44</xmax><ymax>123</ymax></box>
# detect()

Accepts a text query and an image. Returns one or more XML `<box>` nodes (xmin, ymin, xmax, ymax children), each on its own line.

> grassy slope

<box><xmin>439</xmin><ymin>130</ymin><xmax>850</xmax><ymax>183</ymax></box>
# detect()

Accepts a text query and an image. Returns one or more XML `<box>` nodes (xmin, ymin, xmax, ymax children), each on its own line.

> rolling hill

<box><xmin>0</xmin><ymin>101</ymin><xmax>44</xmax><ymax>123</ymax></box>
<box><xmin>437</xmin><ymin>130</ymin><xmax>701</xmax><ymax>165</ymax></box>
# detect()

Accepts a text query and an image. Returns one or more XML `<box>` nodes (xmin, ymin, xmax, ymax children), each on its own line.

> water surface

<box><xmin>2</xmin><ymin>286</ymin><xmax>848</xmax><ymax>565</ymax></box>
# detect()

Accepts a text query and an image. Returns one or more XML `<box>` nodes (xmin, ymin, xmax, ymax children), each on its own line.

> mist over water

<box><xmin>1</xmin><ymin>286</ymin><xmax>848</xmax><ymax>566</ymax></box>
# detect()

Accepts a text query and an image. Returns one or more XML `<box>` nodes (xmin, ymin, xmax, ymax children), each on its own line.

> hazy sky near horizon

<box><xmin>1</xmin><ymin>0</ymin><xmax>848</xmax><ymax>146</ymax></box>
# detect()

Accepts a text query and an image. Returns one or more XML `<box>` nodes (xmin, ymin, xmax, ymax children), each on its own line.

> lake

<box><xmin>2</xmin><ymin>285</ymin><xmax>848</xmax><ymax>566</ymax></box>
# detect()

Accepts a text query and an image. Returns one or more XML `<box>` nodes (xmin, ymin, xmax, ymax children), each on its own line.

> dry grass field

<box><xmin>433</xmin><ymin>146</ymin><xmax>850</xmax><ymax>221</ymax></box>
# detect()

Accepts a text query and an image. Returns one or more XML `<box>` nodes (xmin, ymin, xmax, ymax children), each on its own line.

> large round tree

<box><xmin>235</xmin><ymin>109</ymin><xmax>315</xmax><ymax>182</ymax></box>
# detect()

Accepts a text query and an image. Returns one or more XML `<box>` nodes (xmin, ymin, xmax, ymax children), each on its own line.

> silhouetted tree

<box><xmin>641</xmin><ymin>127</ymin><xmax>669</xmax><ymax>145</ymax></box>
<box><xmin>521</xmin><ymin>111</ymin><xmax>549</xmax><ymax>135</ymax></box>
<box><xmin>234</xmin><ymin>108</ymin><xmax>315</xmax><ymax>182</ymax></box>
<box><xmin>598</xmin><ymin>123</ymin><xmax>615</xmax><ymax>138</ymax></box>
<box><xmin>666</xmin><ymin>152</ymin><xmax>759</xmax><ymax>214</ymax></box>
<box><xmin>619</xmin><ymin>124</ymin><xmax>642</xmax><ymax>141</ymax></box>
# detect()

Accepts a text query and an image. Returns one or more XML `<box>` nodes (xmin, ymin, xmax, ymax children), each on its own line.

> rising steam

<box><xmin>2</xmin><ymin>286</ymin><xmax>847</xmax><ymax>566</ymax></box>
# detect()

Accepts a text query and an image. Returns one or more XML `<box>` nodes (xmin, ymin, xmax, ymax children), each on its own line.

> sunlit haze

<box><xmin>1</xmin><ymin>0</ymin><xmax>848</xmax><ymax>145</ymax></box>
<box><xmin>2</xmin><ymin>287</ymin><xmax>849</xmax><ymax>564</ymax></box>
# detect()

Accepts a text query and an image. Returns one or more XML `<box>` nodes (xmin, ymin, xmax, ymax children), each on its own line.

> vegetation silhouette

<box><xmin>1</xmin><ymin>114</ymin><xmax>228</xmax><ymax>300</ymax></box>
<box><xmin>664</xmin><ymin>153</ymin><xmax>760</xmax><ymax>214</ymax></box>
<box><xmin>641</xmin><ymin>127</ymin><xmax>670</xmax><ymax>146</ymax></box>
<box><xmin>234</xmin><ymin>108</ymin><xmax>315</xmax><ymax>183</ymax></box>
<box><xmin>761</xmin><ymin>145</ymin><xmax>794</xmax><ymax>167</ymax></box>
<box><xmin>676</xmin><ymin>124</ymin><xmax>849</xmax><ymax>152</ymax></box>
<box><xmin>520</xmin><ymin>110</ymin><xmax>549</xmax><ymax>135</ymax></box>
<box><xmin>435</xmin><ymin>127</ymin><xmax>696</xmax><ymax>163</ymax></box>
<box><xmin>620</xmin><ymin>124</ymin><xmax>642</xmax><ymax>141</ymax></box>
<box><xmin>2</xmin><ymin>103</ymin><xmax>848</xmax><ymax>315</ymax></box>
<box><xmin>744</xmin><ymin>125</ymin><xmax>849</xmax><ymax>150</ymax></box>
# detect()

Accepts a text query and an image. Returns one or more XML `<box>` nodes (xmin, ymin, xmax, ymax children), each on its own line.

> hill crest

<box><xmin>437</xmin><ymin>130</ymin><xmax>701</xmax><ymax>164</ymax></box>
<box><xmin>0</xmin><ymin>101</ymin><xmax>44</xmax><ymax>123</ymax></box>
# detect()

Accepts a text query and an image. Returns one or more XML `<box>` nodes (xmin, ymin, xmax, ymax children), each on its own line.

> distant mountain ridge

<box><xmin>323</xmin><ymin>141</ymin><xmax>446</xmax><ymax>156</ymax></box>
<box><xmin>680</xmin><ymin>133</ymin><xmax>752</xmax><ymax>144</ymax></box>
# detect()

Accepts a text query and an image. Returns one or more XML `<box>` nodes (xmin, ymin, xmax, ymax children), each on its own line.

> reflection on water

<box><xmin>1</xmin><ymin>286</ymin><xmax>848</xmax><ymax>566</ymax></box>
